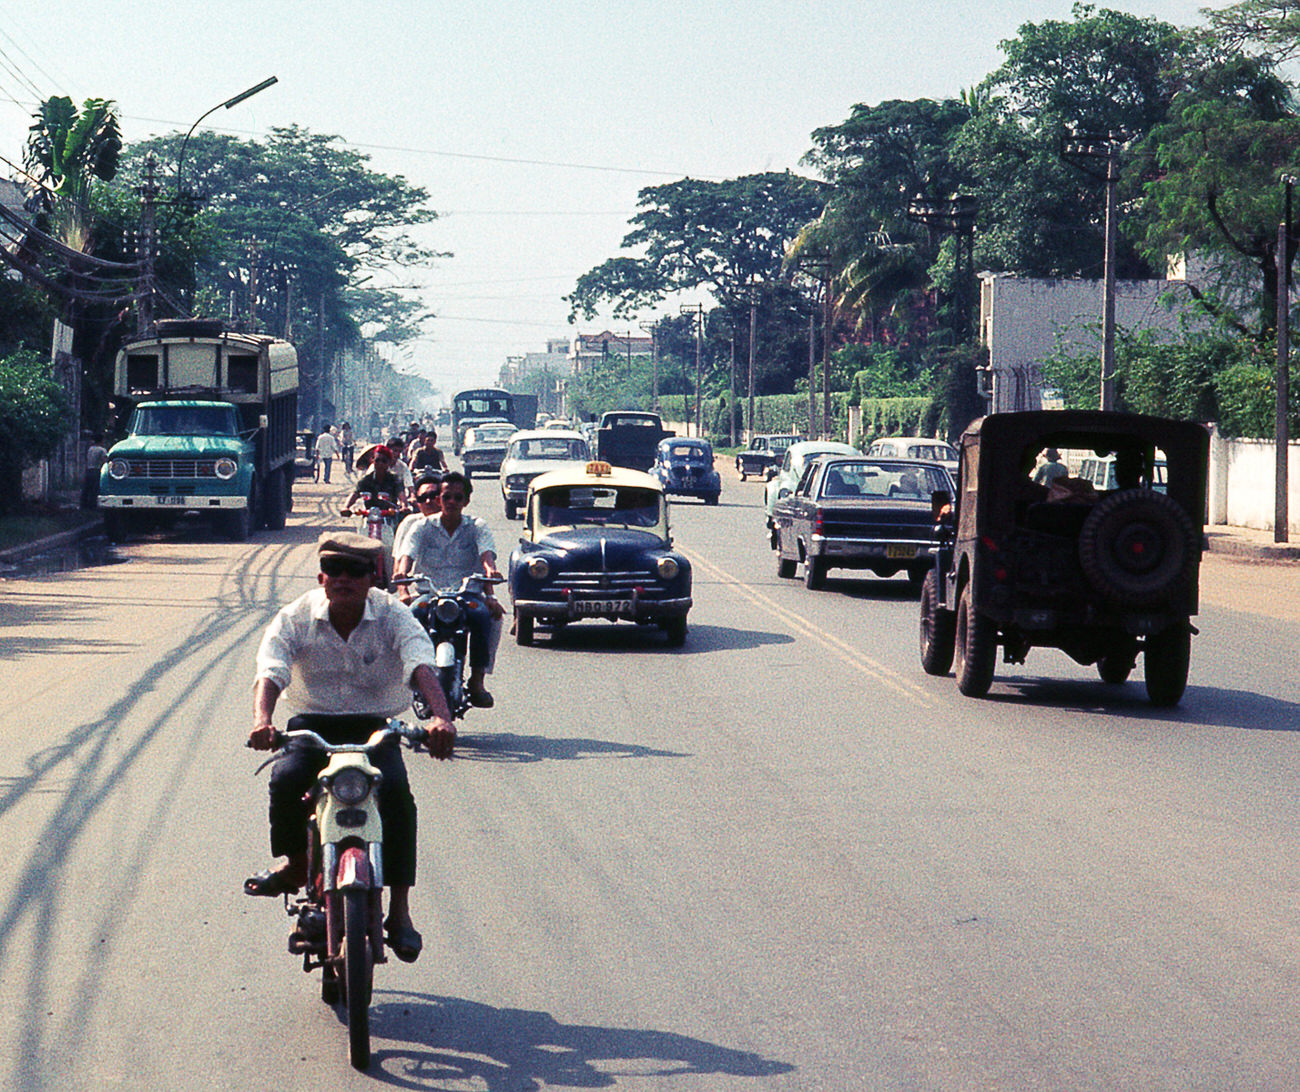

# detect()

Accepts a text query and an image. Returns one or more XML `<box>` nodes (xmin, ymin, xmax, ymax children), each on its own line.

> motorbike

<box><xmin>395</xmin><ymin>571</ymin><xmax>503</xmax><ymax>720</ymax></box>
<box><xmin>340</xmin><ymin>493</ymin><xmax>402</xmax><ymax>585</ymax></box>
<box><xmin>253</xmin><ymin>716</ymin><xmax>429</xmax><ymax>1071</ymax></box>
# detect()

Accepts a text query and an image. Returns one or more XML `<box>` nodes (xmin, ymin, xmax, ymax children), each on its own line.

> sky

<box><xmin>0</xmin><ymin>0</ymin><xmax>1222</xmax><ymax>400</ymax></box>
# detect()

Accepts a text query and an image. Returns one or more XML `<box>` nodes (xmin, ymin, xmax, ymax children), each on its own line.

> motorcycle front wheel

<box><xmin>342</xmin><ymin>890</ymin><xmax>373</xmax><ymax>1069</ymax></box>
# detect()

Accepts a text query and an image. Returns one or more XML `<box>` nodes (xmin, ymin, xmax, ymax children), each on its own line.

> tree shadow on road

<box><xmin>988</xmin><ymin>677</ymin><xmax>1300</xmax><ymax>732</ymax></box>
<box><xmin>364</xmin><ymin>992</ymin><xmax>794</xmax><ymax>1089</ymax></box>
<box><xmin>453</xmin><ymin>732</ymin><xmax>689</xmax><ymax>764</ymax></box>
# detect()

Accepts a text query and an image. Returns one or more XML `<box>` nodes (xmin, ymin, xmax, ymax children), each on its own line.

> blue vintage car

<box><xmin>650</xmin><ymin>437</ymin><xmax>721</xmax><ymax>505</ymax></box>
<box><xmin>509</xmin><ymin>461</ymin><xmax>693</xmax><ymax>646</ymax></box>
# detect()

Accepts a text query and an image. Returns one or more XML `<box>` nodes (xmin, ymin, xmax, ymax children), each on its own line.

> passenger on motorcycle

<box><xmin>245</xmin><ymin>531</ymin><xmax>455</xmax><ymax>964</ymax></box>
<box><xmin>393</xmin><ymin>471</ymin><xmax>504</xmax><ymax>707</ymax></box>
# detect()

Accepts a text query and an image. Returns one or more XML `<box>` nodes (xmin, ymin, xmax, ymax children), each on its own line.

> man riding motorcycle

<box><xmin>392</xmin><ymin>471</ymin><xmax>504</xmax><ymax>707</ymax></box>
<box><xmin>245</xmin><ymin>531</ymin><xmax>455</xmax><ymax>963</ymax></box>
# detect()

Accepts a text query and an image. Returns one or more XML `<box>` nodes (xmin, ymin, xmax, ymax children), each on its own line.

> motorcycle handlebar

<box><xmin>258</xmin><ymin>720</ymin><xmax>429</xmax><ymax>754</ymax></box>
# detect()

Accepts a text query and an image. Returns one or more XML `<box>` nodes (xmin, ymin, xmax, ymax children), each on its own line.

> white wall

<box><xmin>1208</xmin><ymin>430</ymin><xmax>1300</xmax><ymax>533</ymax></box>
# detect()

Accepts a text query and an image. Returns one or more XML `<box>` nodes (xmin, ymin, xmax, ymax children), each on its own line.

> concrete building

<box><xmin>979</xmin><ymin>267</ymin><xmax>1204</xmax><ymax>413</ymax></box>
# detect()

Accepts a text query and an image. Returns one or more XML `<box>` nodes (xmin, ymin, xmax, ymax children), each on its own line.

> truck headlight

<box><xmin>656</xmin><ymin>557</ymin><xmax>679</xmax><ymax>581</ymax></box>
<box><xmin>527</xmin><ymin>557</ymin><xmax>549</xmax><ymax>580</ymax></box>
<box><xmin>107</xmin><ymin>459</ymin><xmax>129</xmax><ymax>480</ymax></box>
<box><xmin>214</xmin><ymin>457</ymin><xmax>238</xmax><ymax>480</ymax></box>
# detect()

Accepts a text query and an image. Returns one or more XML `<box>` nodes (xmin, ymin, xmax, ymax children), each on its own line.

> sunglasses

<box><xmin>416</xmin><ymin>491</ymin><xmax>439</xmax><ymax>502</ymax></box>
<box><xmin>320</xmin><ymin>558</ymin><xmax>372</xmax><ymax>578</ymax></box>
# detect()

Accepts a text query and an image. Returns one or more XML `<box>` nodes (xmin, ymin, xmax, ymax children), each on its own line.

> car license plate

<box><xmin>572</xmin><ymin>599</ymin><xmax>631</xmax><ymax>615</ymax></box>
<box><xmin>158</xmin><ymin>495</ymin><xmax>188</xmax><ymax>506</ymax></box>
<box><xmin>886</xmin><ymin>544</ymin><xmax>918</xmax><ymax>559</ymax></box>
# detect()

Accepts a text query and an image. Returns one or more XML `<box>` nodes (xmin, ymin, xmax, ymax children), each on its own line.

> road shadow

<box><xmin>987</xmin><ymin>676</ymin><xmax>1300</xmax><ymax>732</ymax></box>
<box><xmin>453</xmin><ymin>732</ymin><xmax>689</xmax><ymax>764</ymax></box>
<box><xmin>529</xmin><ymin>623</ymin><xmax>793</xmax><ymax>654</ymax></box>
<box><xmin>364</xmin><ymin>992</ymin><xmax>794</xmax><ymax>1089</ymax></box>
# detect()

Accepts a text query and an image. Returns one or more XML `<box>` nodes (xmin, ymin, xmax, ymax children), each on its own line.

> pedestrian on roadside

<box><xmin>81</xmin><ymin>433</ymin><xmax>109</xmax><ymax>509</ymax></box>
<box><xmin>314</xmin><ymin>427</ymin><xmax>340</xmax><ymax>484</ymax></box>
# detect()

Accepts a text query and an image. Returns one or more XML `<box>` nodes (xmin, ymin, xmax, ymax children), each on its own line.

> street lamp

<box><xmin>175</xmin><ymin>76</ymin><xmax>278</xmax><ymax>197</ymax></box>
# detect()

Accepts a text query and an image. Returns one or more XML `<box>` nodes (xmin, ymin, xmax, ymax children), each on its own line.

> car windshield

<box><xmin>509</xmin><ymin>437</ymin><xmax>587</xmax><ymax>460</ymax></box>
<box><xmin>536</xmin><ymin>484</ymin><xmax>662</xmax><ymax>529</ymax></box>
<box><xmin>133</xmin><ymin>405</ymin><xmax>238</xmax><ymax>436</ymax></box>
<box><xmin>819</xmin><ymin>461</ymin><xmax>949</xmax><ymax>499</ymax></box>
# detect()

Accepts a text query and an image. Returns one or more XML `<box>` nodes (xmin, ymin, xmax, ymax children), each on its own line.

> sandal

<box><xmin>385</xmin><ymin>920</ymin><xmax>423</xmax><ymax>963</ymax></box>
<box><xmin>243</xmin><ymin>868</ymin><xmax>302</xmax><ymax>897</ymax></box>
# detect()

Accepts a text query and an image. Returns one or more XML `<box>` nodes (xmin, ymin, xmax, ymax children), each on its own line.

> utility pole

<box><xmin>639</xmin><ymin>319</ymin><xmax>659</xmax><ymax>412</ymax></box>
<box><xmin>1060</xmin><ymin>130</ymin><xmax>1128</xmax><ymax>411</ymax></box>
<box><xmin>680</xmin><ymin>304</ymin><xmax>704</xmax><ymax>437</ymax></box>
<box><xmin>135</xmin><ymin>156</ymin><xmax>159</xmax><ymax>335</ymax></box>
<box><xmin>1277</xmin><ymin>175</ymin><xmax>1295</xmax><ymax>543</ymax></box>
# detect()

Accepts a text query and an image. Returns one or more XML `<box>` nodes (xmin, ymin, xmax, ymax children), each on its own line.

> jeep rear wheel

<box><xmin>954</xmin><ymin>582</ymin><xmax>996</xmax><ymax>697</ymax></box>
<box><xmin>919</xmin><ymin>570</ymin><xmax>955</xmax><ymax>676</ymax></box>
<box><xmin>1078</xmin><ymin>489</ymin><xmax>1197</xmax><ymax>606</ymax></box>
<box><xmin>1144</xmin><ymin>626</ymin><xmax>1190</xmax><ymax>707</ymax></box>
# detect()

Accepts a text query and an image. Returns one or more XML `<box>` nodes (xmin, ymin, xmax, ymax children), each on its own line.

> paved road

<box><xmin>1</xmin><ymin>475</ymin><xmax>1298</xmax><ymax>1090</ymax></box>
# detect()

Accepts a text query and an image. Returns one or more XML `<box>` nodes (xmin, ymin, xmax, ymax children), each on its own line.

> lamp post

<box><xmin>905</xmin><ymin>193</ymin><xmax>977</xmax><ymax>342</ymax></box>
<box><xmin>175</xmin><ymin>77</ymin><xmax>278</xmax><ymax>197</ymax></box>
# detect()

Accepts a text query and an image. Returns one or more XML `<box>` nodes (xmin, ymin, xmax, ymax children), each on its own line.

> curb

<box><xmin>0</xmin><ymin>517</ymin><xmax>104</xmax><ymax>564</ymax></box>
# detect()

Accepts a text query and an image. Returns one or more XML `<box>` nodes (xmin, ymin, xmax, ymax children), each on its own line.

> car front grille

<box><xmin>541</xmin><ymin>567</ymin><xmax>656</xmax><ymax>594</ymax></box>
<box><xmin>127</xmin><ymin>459</ymin><xmax>218</xmax><ymax>478</ymax></box>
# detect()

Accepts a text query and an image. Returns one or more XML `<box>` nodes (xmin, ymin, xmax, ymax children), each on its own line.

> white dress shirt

<box><xmin>255</xmin><ymin>586</ymin><xmax>438</xmax><ymax>715</ymax></box>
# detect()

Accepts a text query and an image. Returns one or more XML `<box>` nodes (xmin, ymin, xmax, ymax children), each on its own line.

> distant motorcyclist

<box><xmin>245</xmin><ymin>531</ymin><xmax>455</xmax><ymax>964</ymax></box>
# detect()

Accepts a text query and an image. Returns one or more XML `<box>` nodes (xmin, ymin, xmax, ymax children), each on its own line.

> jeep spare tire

<box><xmin>1077</xmin><ymin>489</ymin><xmax>1196</xmax><ymax>605</ymax></box>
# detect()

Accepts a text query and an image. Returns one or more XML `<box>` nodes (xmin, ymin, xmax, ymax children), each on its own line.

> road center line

<box><xmin>682</xmin><ymin>548</ymin><xmax>936</xmax><ymax>708</ymax></box>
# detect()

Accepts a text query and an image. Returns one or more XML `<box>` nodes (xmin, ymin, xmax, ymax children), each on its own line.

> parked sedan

<box><xmin>772</xmin><ymin>455</ymin><xmax>954</xmax><ymax>590</ymax></box>
<box><xmin>652</xmin><ymin>437</ymin><xmax>721</xmax><ymax>504</ymax></box>
<box><xmin>460</xmin><ymin>422</ymin><xmax>517</xmax><ymax>478</ymax></box>
<box><xmin>764</xmin><ymin>440</ymin><xmax>858</xmax><ymax>539</ymax></box>
<box><xmin>498</xmin><ymin>429</ymin><xmax>590</xmax><ymax>519</ymax></box>
<box><xmin>736</xmin><ymin>434</ymin><xmax>800</xmax><ymax>480</ymax></box>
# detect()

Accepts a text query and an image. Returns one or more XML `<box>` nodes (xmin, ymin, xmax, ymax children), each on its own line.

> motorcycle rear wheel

<box><xmin>342</xmin><ymin>890</ymin><xmax>373</xmax><ymax>1070</ymax></box>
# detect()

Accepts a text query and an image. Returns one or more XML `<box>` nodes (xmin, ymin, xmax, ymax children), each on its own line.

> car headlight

<box><xmin>434</xmin><ymin>597</ymin><xmax>463</xmax><ymax>624</ymax></box>
<box><xmin>107</xmin><ymin>458</ymin><xmax>129</xmax><ymax>480</ymax></box>
<box><xmin>330</xmin><ymin>767</ymin><xmax>373</xmax><ymax>806</ymax></box>
<box><xmin>214</xmin><ymin>457</ymin><xmax>238</xmax><ymax>480</ymax></box>
<box><xmin>656</xmin><ymin>556</ymin><xmax>679</xmax><ymax>581</ymax></box>
<box><xmin>527</xmin><ymin>556</ymin><xmax>550</xmax><ymax>580</ymax></box>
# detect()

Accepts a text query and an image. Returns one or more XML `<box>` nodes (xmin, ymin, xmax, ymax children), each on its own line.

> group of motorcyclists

<box><xmin>245</xmin><ymin>424</ymin><xmax>503</xmax><ymax>966</ymax></box>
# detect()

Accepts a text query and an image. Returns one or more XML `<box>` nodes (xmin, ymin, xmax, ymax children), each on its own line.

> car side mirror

<box><xmin>931</xmin><ymin>490</ymin><xmax>952</xmax><ymax>521</ymax></box>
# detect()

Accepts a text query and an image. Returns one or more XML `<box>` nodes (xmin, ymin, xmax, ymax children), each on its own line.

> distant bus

<box><xmin>450</xmin><ymin>388</ymin><xmax>539</xmax><ymax>454</ymax></box>
<box><xmin>451</xmin><ymin>388</ymin><xmax>513</xmax><ymax>454</ymax></box>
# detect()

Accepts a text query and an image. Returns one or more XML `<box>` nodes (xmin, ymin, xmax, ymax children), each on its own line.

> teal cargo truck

<box><xmin>99</xmin><ymin>319</ymin><xmax>298</xmax><ymax>541</ymax></box>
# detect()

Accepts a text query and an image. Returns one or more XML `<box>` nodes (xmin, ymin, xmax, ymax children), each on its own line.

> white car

<box><xmin>498</xmin><ymin>429</ymin><xmax>591</xmax><ymax>519</ymax></box>
<box><xmin>460</xmin><ymin>422</ymin><xmax>517</xmax><ymax>478</ymax></box>
<box><xmin>865</xmin><ymin>436</ymin><xmax>959</xmax><ymax>475</ymax></box>
<box><xmin>764</xmin><ymin>440</ymin><xmax>858</xmax><ymax>540</ymax></box>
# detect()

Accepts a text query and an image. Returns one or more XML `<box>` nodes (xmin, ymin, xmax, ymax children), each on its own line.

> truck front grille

<box><xmin>127</xmin><ymin>459</ymin><xmax>218</xmax><ymax>478</ymax></box>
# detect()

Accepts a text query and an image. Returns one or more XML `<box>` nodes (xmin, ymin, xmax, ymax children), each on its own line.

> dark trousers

<box><xmin>268</xmin><ymin>715</ymin><xmax>418</xmax><ymax>887</ymax></box>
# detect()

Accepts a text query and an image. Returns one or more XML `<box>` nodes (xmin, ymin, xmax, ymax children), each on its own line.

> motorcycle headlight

<box><xmin>434</xmin><ymin>597</ymin><xmax>463</xmax><ymax>625</ymax></box>
<box><xmin>329</xmin><ymin>767</ymin><xmax>373</xmax><ymax>806</ymax></box>
<box><xmin>527</xmin><ymin>556</ymin><xmax>550</xmax><ymax>580</ymax></box>
<box><xmin>214</xmin><ymin>457</ymin><xmax>238</xmax><ymax>480</ymax></box>
<box><xmin>108</xmin><ymin>458</ymin><xmax>129</xmax><ymax>480</ymax></box>
<box><xmin>656</xmin><ymin>556</ymin><xmax>679</xmax><ymax>581</ymax></box>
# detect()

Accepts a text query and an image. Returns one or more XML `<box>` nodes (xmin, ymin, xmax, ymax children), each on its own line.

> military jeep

<box><xmin>919</xmin><ymin>411</ymin><xmax>1209</xmax><ymax>707</ymax></box>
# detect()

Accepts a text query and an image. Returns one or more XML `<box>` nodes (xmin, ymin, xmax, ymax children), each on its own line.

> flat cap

<box><xmin>317</xmin><ymin>530</ymin><xmax>384</xmax><ymax>563</ymax></box>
